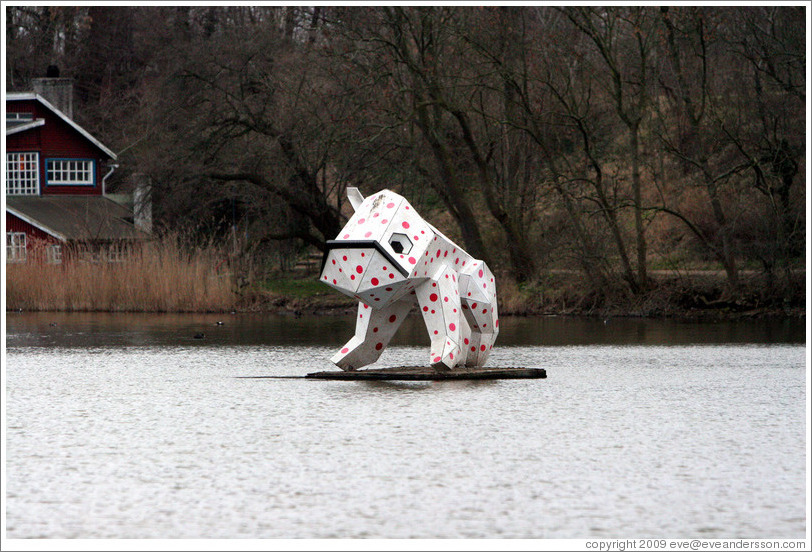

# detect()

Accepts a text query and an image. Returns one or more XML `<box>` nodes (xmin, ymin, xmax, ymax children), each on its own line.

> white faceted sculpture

<box><xmin>320</xmin><ymin>188</ymin><xmax>499</xmax><ymax>371</ymax></box>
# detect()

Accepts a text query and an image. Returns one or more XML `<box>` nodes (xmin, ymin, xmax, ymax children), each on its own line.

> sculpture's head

<box><xmin>320</xmin><ymin>188</ymin><xmax>432</xmax><ymax>307</ymax></box>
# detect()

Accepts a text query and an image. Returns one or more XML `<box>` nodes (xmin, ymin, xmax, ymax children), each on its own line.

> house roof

<box><xmin>5</xmin><ymin>92</ymin><xmax>117</xmax><ymax>159</ymax></box>
<box><xmin>6</xmin><ymin>195</ymin><xmax>150</xmax><ymax>242</ymax></box>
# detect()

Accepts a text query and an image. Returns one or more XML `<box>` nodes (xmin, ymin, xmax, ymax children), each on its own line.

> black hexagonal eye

<box><xmin>389</xmin><ymin>233</ymin><xmax>412</xmax><ymax>255</ymax></box>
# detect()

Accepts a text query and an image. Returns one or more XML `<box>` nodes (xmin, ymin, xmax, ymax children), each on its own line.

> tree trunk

<box><xmin>630</xmin><ymin>125</ymin><xmax>648</xmax><ymax>289</ymax></box>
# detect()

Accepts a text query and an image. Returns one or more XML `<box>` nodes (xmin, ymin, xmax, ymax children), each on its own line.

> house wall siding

<box><xmin>6</xmin><ymin>99</ymin><xmax>109</xmax><ymax>196</ymax></box>
<box><xmin>6</xmin><ymin>212</ymin><xmax>58</xmax><ymax>242</ymax></box>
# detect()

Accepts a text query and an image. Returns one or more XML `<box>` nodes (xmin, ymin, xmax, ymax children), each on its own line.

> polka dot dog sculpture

<box><xmin>320</xmin><ymin>188</ymin><xmax>499</xmax><ymax>371</ymax></box>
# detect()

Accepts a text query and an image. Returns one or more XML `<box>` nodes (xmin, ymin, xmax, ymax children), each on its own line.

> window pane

<box><xmin>6</xmin><ymin>153</ymin><xmax>39</xmax><ymax>195</ymax></box>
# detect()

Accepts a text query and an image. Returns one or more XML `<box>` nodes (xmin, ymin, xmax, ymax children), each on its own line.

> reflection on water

<box><xmin>3</xmin><ymin>313</ymin><xmax>807</xmax><ymax>539</ymax></box>
<box><xmin>5</xmin><ymin>311</ymin><xmax>805</xmax><ymax>349</ymax></box>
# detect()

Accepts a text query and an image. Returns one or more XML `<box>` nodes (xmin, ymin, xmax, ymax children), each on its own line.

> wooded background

<box><xmin>6</xmin><ymin>5</ymin><xmax>805</xmax><ymax>304</ymax></box>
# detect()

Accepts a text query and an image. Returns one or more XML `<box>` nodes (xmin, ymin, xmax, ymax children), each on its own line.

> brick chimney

<box><xmin>32</xmin><ymin>76</ymin><xmax>74</xmax><ymax>119</ymax></box>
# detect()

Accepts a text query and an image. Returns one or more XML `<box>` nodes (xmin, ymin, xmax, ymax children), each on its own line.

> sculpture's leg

<box><xmin>459</xmin><ymin>261</ymin><xmax>499</xmax><ymax>367</ymax></box>
<box><xmin>331</xmin><ymin>300</ymin><xmax>413</xmax><ymax>371</ymax></box>
<box><xmin>415</xmin><ymin>265</ymin><xmax>463</xmax><ymax>370</ymax></box>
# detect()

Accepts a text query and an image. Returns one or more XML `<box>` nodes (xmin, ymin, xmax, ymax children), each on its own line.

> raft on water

<box><xmin>305</xmin><ymin>366</ymin><xmax>546</xmax><ymax>381</ymax></box>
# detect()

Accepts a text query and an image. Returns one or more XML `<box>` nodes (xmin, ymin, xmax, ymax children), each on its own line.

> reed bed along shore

<box><xmin>6</xmin><ymin>237</ymin><xmax>236</xmax><ymax>313</ymax></box>
<box><xmin>6</xmin><ymin>237</ymin><xmax>803</xmax><ymax>319</ymax></box>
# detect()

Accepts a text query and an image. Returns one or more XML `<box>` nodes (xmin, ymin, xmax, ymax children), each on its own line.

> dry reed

<box><xmin>6</xmin><ymin>235</ymin><xmax>237</xmax><ymax>312</ymax></box>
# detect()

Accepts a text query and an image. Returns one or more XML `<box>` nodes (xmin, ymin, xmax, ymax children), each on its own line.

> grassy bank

<box><xmin>6</xmin><ymin>237</ymin><xmax>235</xmax><ymax>312</ymax></box>
<box><xmin>236</xmin><ymin>269</ymin><xmax>805</xmax><ymax>320</ymax></box>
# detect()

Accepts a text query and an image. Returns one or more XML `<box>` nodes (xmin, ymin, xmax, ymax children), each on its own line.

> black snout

<box><xmin>320</xmin><ymin>240</ymin><xmax>409</xmax><ymax>277</ymax></box>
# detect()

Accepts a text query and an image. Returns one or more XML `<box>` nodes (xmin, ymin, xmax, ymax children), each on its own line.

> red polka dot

<box><xmin>444</xmin><ymin>297</ymin><xmax>449</xmax><ymax>302</ymax></box>
<box><xmin>332</xmin><ymin>279</ymin><xmax>337</xmax><ymax>284</ymax></box>
<box><xmin>382</xmin><ymin>266</ymin><xmax>387</xmax><ymax>271</ymax></box>
<box><xmin>444</xmin><ymin>251</ymin><xmax>448</xmax><ymax>257</ymax></box>
<box><xmin>436</xmin><ymin>250</ymin><xmax>441</xmax><ymax>258</ymax></box>
<box><xmin>495</xmin><ymin>319</ymin><xmax>499</xmax><ymax>327</ymax></box>
<box><xmin>356</xmin><ymin>265</ymin><xmax>363</xmax><ymax>273</ymax></box>
<box><xmin>414</xmin><ymin>236</ymin><xmax>419</xmax><ymax>240</ymax></box>
<box><xmin>472</xmin><ymin>303</ymin><xmax>478</xmax><ymax>309</ymax></box>
<box><xmin>480</xmin><ymin>345</ymin><xmax>487</xmax><ymax>351</ymax></box>
<box><xmin>389</xmin><ymin>273</ymin><xmax>395</xmax><ymax>279</ymax></box>
<box><xmin>387</xmin><ymin>202</ymin><xmax>395</xmax><ymax>208</ymax></box>
<box><xmin>483</xmin><ymin>283</ymin><xmax>487</xmax><ymax>288</ymax></box>
<box><xmin>482</xmin><ymin>309</ymin><xmax>487</xmax><ymax>314</ymax></box>
<box><xmin>389</xmin><ymin>314</ymin><xmax>397</xmax><ymax>323</ymax></box>
<box><xmin>343</xmin><ymin>234</ymin><xmax>350</xmax><ymax>239</ymax></box>
<box><xmin>464</xmin><ymin>338</ymin><xmax>469</xmax><ymax>344</ymax></box>
<box><xmin>385</xmin><ymin>287</ymin><xmax>393</xmax><ymax>291</ymax></box>
<box><xmin>341</xmin><ymin>347</ymin><xmax>349</xmax><ymax>353</ymax></box>
<box><xmin>363</xmin><ymin>304</ymin><xmax>369</xmax><ymax>309</ymax></box>
<box><xmin>479</xmin><ymin>269</ymin><xmax>484</xmax><ymax>278</ymax></box>
<box><xmin>423</xmin><ymin>306</ymin><xmax>429</xmax><ymax>312</ymax></box>
<box><xmin>375</xmin><ymin>342</ymin><xmax>383</xmax><ymax>350</ymax></box>
<box><xmin>358</xmin><ymin>218</ymin><xmax>365</xmax><ymax>224</ymax></box>
<box><xmin>471</xmin><ymin>346</ymin><xmax>476</xmax><ymax>352</ymax></box>
<box><xmin>350</xmin><ymin>275</ymin><xmax>356</xmax><ymax>280</ymax></box>
<box><xmin>365</xmin><ymin>231</ymin><xmax>372</xmax><ymax>238</ymax></box>
<box><xmin>449</xmin><ymin>323</ymin><xmax>456</xmax><ymax>331</ymax></box>
<box><xmin>373</xmin><ymin>212</ymin><xmax>379</xmax><ymax>218</ymax></box>
<box><xmin>402</xmin><ymin>221</ymin><xmax>410</xmax><ymax>229</ymax></box>
<box><xmin>433</xmin><ymin>330</ymin><xmax>439</xmax><ymax>335</ymax></box>
<box><xmin>455</xmin><ymin>258</ymin><xmax>459</xmax><ymax>264</ymax></box>
<box><xmin>429</xmin><ymin>293</ymin><xmax>438</xmax><ymax>302</ymax></box>
<box><xmin>323</xmin><ymin>276</ymin><xmax>327</xmax><ymax>280</ymax></box>
<box><xmin>361</xmin><ymin>253</ymin><xmax>365</xmax><ymax>257</ymax></box>
<box><xmin>371</xmin><ymin>277</ymin><xmax>379</xmax><ymax>285</ymax></box>
<box><xmin>382</xmin><ymin>219</ymin><xmax>388</xmax><ymax>224</ymax></box>
<box><xmin>332</xmin><ymin>259</ymin><xmax>336</xmax><ymax>265</ymax></box>
<box><xmin>433</xmin><ymin>356</ymin><xmax>441</xmax><ymax>363</ymax></box>
<box><xmin>408</xmin><ymin>257</ymin><xmax>416</xmax><ymax>264</ymax></box>
<box><xmin>373</xmin><ymin>327</ymin><xmax>379</xmax><ymax>332</ymax></box>
<box><xmin>342</xmin><ymin>255</ymin><xmax>348</xmax><ymax>261</ymax></box>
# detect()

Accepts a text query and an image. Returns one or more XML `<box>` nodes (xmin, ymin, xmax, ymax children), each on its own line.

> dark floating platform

<box><xmin>305</xmin><ymin>366</ymin><xmax>546</xmax><ymax>381</ymax></box>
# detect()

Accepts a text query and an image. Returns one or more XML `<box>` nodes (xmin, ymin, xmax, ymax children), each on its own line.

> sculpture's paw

<box><xmin>331</xmin><ymin>338</ymin><xmax>381</xmax><ymax>372</ymax></box>
<box><xmin>429</xmin><ymin>339</ymin><xmax>461</xmax><ymax>371</ymax></box>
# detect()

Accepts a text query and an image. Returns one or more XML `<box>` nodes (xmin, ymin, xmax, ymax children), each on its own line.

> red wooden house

<box><xmin>5</xmin><ymin>78</ymin><xmax>150</xmax><ymax>264</ymax></box>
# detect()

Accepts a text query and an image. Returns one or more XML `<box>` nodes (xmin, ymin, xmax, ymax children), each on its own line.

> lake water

<box><xmin>4</xmin><ymin>312</ymin><xmax>807</xmax><ymax>539</ymax></box>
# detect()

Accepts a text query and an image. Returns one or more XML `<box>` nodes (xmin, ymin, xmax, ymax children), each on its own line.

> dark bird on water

<box><xmin>194</xmin><ymin>333</ymin><xmax>205</xmax><ymax>339</ymax></box>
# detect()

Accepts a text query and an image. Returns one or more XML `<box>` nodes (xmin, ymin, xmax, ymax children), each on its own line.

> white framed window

<box><xmin>46</xmin><ymin>159</ymin><xmax>94</xmax><ymax>186</ymax></box>
<box><xmin>6</xmin><ymin>152</ymin><xmax>40</xmax><ymax>195</ymax></box>
<box><xmin>106</xmin><ymin>243</ymin><xmax>130</xmax><ymax>263</ymax></box>
<box><xmin>46</xmin><ymin>244</ymin><xmax>63</xmax><ymax>264</ymax></box>
<box><xmin>7</xmin><ymin>232</ymin><xmax>27</xmax><ymax>263</ymax></box>
<box><xmin>6</xmin><ymin>112</ymin><xmax>34</xmax><ymax>121</ymax></box>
